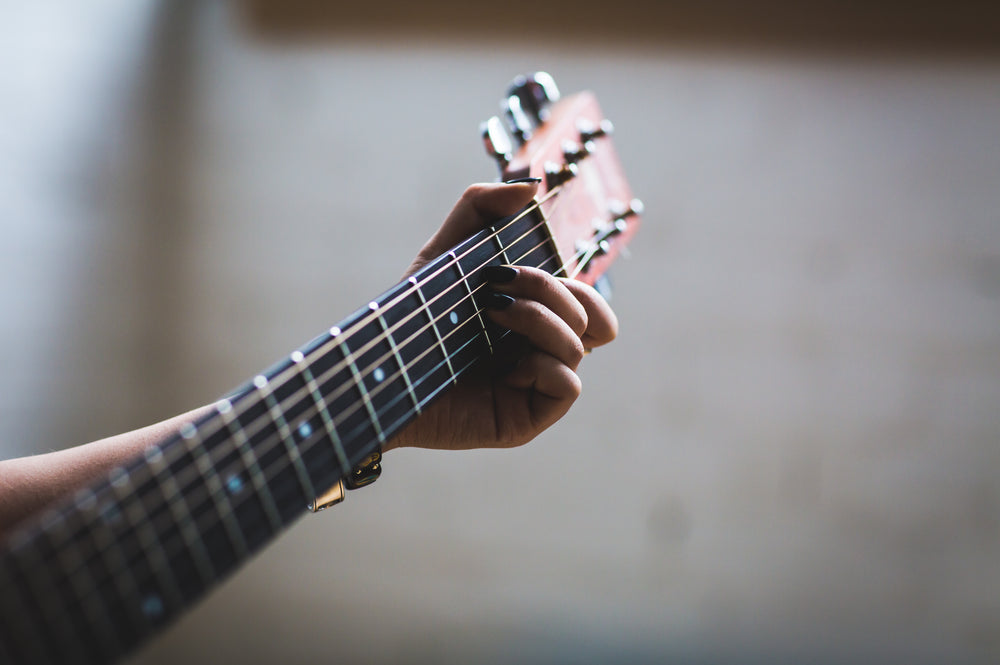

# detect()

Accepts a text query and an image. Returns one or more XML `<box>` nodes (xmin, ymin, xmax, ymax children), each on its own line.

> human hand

<box><xmin>388</xmin><ymin>181</ymin><xmax>618</xmax><ymax>451</ymax></box>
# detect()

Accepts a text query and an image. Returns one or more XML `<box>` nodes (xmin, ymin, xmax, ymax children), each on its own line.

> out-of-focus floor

<box><xmin>1</xmin><ymin>2</ymin><xmax>999</xmax><ymax>663</ymax></box>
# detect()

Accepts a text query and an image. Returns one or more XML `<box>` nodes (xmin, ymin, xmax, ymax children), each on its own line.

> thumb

<box><xmin>407</xmin><ymin>180</ymin><xmax>540</xmax><ymax>275</ymax></box>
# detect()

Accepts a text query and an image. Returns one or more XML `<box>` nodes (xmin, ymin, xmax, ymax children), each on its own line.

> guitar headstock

<box><xmin>482</xmin><ymin>72</ymin><xmax>642</xmax><ymax>289</ymax></box>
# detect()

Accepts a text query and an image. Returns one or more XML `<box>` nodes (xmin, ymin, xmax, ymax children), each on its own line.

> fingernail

<box><xmin>483</xmin><ymin>265</ymin><xmax>518</xmax><ymax>283</ymax></box>
<box><xmin>504</xmin><ymin>177</ymin><xmax>542</xmax><ymax>185</ymax></box>
<box><xmin>486</xmin><ymin>293</ymin><xmax>516</xmax><ymax>310</ymax></box>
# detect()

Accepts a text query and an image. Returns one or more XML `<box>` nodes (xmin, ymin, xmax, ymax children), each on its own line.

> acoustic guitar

<box><xmin>0</xmin><ymin>73</ymin><xmax>642</xmax><ymax>665</ymax></box>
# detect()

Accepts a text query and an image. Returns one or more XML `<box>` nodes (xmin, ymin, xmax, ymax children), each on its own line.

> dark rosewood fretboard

<box><xmin>0</xmin><ymin>204</ymin><xmax>559</xmax><ymax>665</ymax></box>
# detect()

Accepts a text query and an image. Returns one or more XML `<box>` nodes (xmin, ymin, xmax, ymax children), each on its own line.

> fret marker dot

<box><xmin>141</xmin><ymin>594</ymin><xmax>164</xmax><ymax>619</ymax></box>
<box><xmin>449</xmin><ymin>311</ymin><xmax>459</xmax><ymax>325</ymax></box>
<box><xmin>373</xmin><ymin>367</ymin><xmax>385</xmax><ymax>382</ymax></box>
<box><xmin>253</xmin><ymin>375</ymin><xmax>268</xmax><ymax>389</ymax></box>
<box><xmin>225</xmin><ymin>474</ymin><xmax>244</xmax><ymax>495</ymax></box>
<box><xmin>110</xmin><ymin>467</ymin><xmax>128</xmax><ymax>488</ymax></box>
<box><xmin>180</xmin><ymin>423</ymin><xmax>197</xmax><ymax>440</ymax></box>
<box><xmin>215</xmin><ymin>399</ymin><xmax>232</xmax><ymax>414</ymax></box>
<box><xmin>291</xmin><ymin>350</ymin><xmax>305</xmax><ymax>363</ymax></box>
<box><xmin>298</xmin><ymin>422</ymin><xmax>312</xmax><ymax>439</ymax></box>
<box><xmin>101</xmin><ymin>503</ymin><xmax>121</xmax><ymax>524</ymax></box>
<box><xmin>369</xmin><ymin>301</ymin><xmax>379</xmax><ymax>310</ymax></box>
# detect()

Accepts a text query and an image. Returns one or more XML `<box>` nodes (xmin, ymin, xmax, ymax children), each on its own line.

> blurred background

<box><xmin>2</xmin><ymin>1</ymin><xmax>999</xmax><ymax>663</ymax></box>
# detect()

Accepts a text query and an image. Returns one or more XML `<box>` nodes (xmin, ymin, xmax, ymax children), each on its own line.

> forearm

<box><xmin>0</xmin><ymin>405</ymin><xmax>213</xmax><ymax>539</ymax></box>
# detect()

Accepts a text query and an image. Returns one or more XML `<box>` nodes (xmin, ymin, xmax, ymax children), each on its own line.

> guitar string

<box><xmin>29</xmin><ymin>192</ymin><xmax>566</xmax><ymax>579</ymax></box>
<box><xmin>37</xmin><ymin>178</ymin><xmax>622</xmax><ymax>602</ymax></box>
<box><xmin>130</xmin><ymin>186</ymin><xmax>561</xmax><ymax>486</ymax></box>
<box><xmin>172</xmin><ymin>194</ymin><xmax>561</xmax><ymax>487</ymax></box>
<box><xmin>32</xmin><ymin>198</ymin><xmax>613</xmax><ymax>614</ymax></box>
<box><xmin>203</xmin><ymin>185</ymin><xmax>573</xmax><ymax>489</ymax></box>
<box><xmin>176</xmin><ymin>216</ymin><xmax>610</xmax><ymax>546</ymax></box>
<box><xmin>183</xmin><ymin>228</ymin><xmax>559</xmax><ymax>508</ymax></box>
<box><xmin>35</xmin><ymin>235</ymin><xmax>563</xmax><ymax>612</ymax></box>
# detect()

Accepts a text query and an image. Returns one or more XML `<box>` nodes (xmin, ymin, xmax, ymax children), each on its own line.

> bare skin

<box><xmin>0</xmin><ymin>181</ymin><xmax>617</xmax><ymax>537</ymax></box>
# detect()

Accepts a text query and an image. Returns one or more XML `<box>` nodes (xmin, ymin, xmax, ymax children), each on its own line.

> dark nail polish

<box><xmin>487</xmin><ymin>293</ymin><xmax>516</xmax><ymax>310</ymax></box>
<box><xmin>504</xmin><ymin>176</ymin><xmax>542</xmax><ymax>185</ymax></box>
<box><xmin>483</xmin><ymin>265</ymin><xmax>518</xmax><ymax>283</ymax></box>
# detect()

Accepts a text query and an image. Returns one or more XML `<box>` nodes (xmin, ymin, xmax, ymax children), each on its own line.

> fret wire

<box><xmin>339</xmin><ymin>322</ymin><xmax>386</xmax><ymax>445</ymax></box>
<box><xmin>417</xmin><ymin>352</ymin><xmax>482</xmax><ymax>413</ymax></box>
<box><xmin>411</xmin><ymin>276</ymin><xmax>456</xmax><ymax>384</ymax></box>
<box><xmin>216</xmin><ymin>399</ymin><xmax>284</xmax><ymax>533</ymax></box>
<box><xmin>450</xmin><ymin>250</ymin><xmax>493</xmax><ymax>354</ymax></box>
<box><xmin>186</xmin><ymin>425</ymin><xmax>251</xmax><ymax>561</ymax></box>
<box><xmin>46</xmin><ymin>524</ymin><xmax>124</xmax><ymax>660</ymax></box>
<box><xmin>376</xmin><ymin>307</ymin><xmax>421</xmax><ymax>414</ymax></box>
<box><xmin>257</xmin><ymin>375</ymin><xmax>317</xmax><ymax>501</ymax></box>
<box><xmin>0</xmin><ymin>549</ymin><xmax>63</xmax><ymax>664</ymax></box>
<box><xmin>7</xmin><ymin>523</ymin><xmax>94</xmax><ymax>661</ymax></box>
<box><xmin>371</xmin><ymin>329</ymin><xmax>484</xmax><ymax>437</ymax></box>
<box><xmin>296</xmin><ymin>350</ymin><xmax>351</xmax><ymax>473</ymax></box>
<box><xmin>143</xmin><ymin>446</ymin><xmax>217</xmax><ymax>587</ymax></box>
<box><xmin>73</xmin><ymin>486</ymin><xmax>152</xmax><ymax>644</ymax></box>
<box><xmin>490</xmin><ymin>223</ymin><xmax>513</xmax><ymax>264</ymax></box>
<box><xmin>109</xmin><ymin>467</ymin><xmax>187</xmax><ymax>615</ymax></box>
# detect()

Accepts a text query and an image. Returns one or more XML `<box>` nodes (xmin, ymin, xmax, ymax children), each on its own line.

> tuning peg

<box><xmin>562</xmin><ymin>139</ymin><xmax>591</xmax><ymax>164</ymax></box>
<box><xmin>545</xmin><ymin>161</ymin><xmax>578</xmax><ymax>189</ymax></box>
<box><xmin>504</xmin><ymin>72</ymin><xmax>562</xmax><ymax>145</ymax></box>
<box><xmin>503</xmin><ymin>93</ymin><xmax>534</xmax><ymax>144</ymax></box>
<box><xmin>578</xmin><ymin>118</ymin><xmax>614</xmax><ymax>143</ymax></box>
<box><xmin>609</xmin><ymin>197</ymin><xmax>644</xmax><ymax>220</ymax></box>
<box><xmin>481</xmin><ymin>116</ymin><xmax>513</xmax><ymax>172</ymax></box>
<box><xmin>508</xmin><ymin>72</ymin><xmax>560</xmax><ymax>122</ymax></box>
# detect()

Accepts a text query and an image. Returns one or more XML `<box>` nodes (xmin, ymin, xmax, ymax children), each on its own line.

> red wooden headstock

<box><xmin>482</xmin><ymin>73</ymin><xmax>642</xmax><ymax>288</ymax></box>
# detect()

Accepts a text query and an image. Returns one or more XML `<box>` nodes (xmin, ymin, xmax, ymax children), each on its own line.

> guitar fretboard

<box><xmin>0</xmin><ymin>203</ymin><xmax>560</xmax><ymax>665</ymax></box>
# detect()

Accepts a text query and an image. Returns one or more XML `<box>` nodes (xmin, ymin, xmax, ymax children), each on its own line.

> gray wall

<box><xmin>1</xmin><ymin>2</ymin><xmax>998</xmax><ymax>663</ymax></box>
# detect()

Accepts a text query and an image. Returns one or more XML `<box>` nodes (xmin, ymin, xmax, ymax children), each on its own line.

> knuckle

<box><xmin>566</xmin><ymin>336</ymin><xmax>586</xmax><ymax>367</ymax></box>
<box><xmin>565</xmin><ymin>370</ymin><xmax>583</xmax><ymax>400</ymax></box>
<box><xmin>569</xmin><ymin>305</ymin><xmax>588</xmax><ymax>338</ymax></box>
<box><xmin>460</xmin><ymin>183</ymin><xmax>489</xmax><ymax>204</ymax></box>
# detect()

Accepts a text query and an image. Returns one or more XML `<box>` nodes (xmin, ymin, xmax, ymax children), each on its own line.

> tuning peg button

<box><xmin>481</xmin><ymin>116</ymin><xmax>513</xmax><ymax>172</ymax></box>
<box><xmin>578</xmin><ymin>118</ymin><xmax>614</xmax><ymax>143</ymax></box>
<box><xmin>504</xmin><ymin>72</ymin><xmax>562</xmax><ymax>145</ymax></box>
<box><xmin>503</xmin><ymin>94</ymin><xmax>534</xmax><ymax>144</ymax></box>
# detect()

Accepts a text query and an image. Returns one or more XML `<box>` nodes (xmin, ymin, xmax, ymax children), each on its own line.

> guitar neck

<box><xmin>0</xmin><ymin>203</ymin><xmax>560</xmax><ymax>665</ymax></box>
